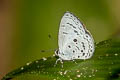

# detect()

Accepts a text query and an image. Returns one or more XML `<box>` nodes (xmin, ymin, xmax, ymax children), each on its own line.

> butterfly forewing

<box><xmin>57</xmin><ymin>12</ymin><xmax>94</xmax><ymax>60</ymax></box>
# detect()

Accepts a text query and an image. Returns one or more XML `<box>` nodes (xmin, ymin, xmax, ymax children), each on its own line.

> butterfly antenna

<box><xmin>48</xmin><ymin>34</ymin><xmax>58</xmax><ymax>50</ymax></box>
<box><xmin>40</xmin><ymin>49</ymin><xmax>56</xmax><ymax>53</ymax></box>
<box><xmin>48</xmin><ymin>34</ymin><xmax>56</xmax><ymax>43</ymax></box>
<box><xmin>40</xmin><ymin>34</ymin><xmax>57</xmax><ymax>53</ymax></box>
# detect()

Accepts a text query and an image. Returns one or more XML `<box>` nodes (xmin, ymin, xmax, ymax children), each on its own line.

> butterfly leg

<box><xmin>54</xmin><ymin>58</ymin><xmax>64</xmax><ymax>68</ymax></box>
<box><xmin>72</xmin><ymin>59</ymin><xmax>77</xmax><ymax>64</ymax></box>
<box><xmin>54</xmin><ymin>58</ymin><xmax>60</xmax><ymax>67</ymax></box>
<box><xmin>60</xmin><ymin>59</ymin><xmax>64</xmax><ymax>68</ymax></box>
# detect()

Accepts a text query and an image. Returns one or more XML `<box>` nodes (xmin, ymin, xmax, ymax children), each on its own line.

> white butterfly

<box><xmin>55</xmin><ymin>11</ymin><xmax>95</xmax><ymax>61</ymax></box>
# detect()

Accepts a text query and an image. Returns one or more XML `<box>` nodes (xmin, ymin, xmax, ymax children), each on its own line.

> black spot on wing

<box><xmin>88</xmin><ymin>53</ymin><xmax>91</xmax><ymax>56</ymax></box>
<box><xmin>81</xmin><ymin>42</ymin><xmax>85</xmax><ymax>50</ymax></box>
<box><xmin>78</xmin><ymin>27</ymin><xmax>81</xmax><ymax>31</ymax></box>
<box><xmin>66</xmin><ymin>14</ymin><xmax>69</xmax><ymax>16</ymax></box>
<box><xmin>77</xmin><ymin>21</ymin><xmax>79</xmax><ymax>24</ymax></box>
<box><xmin>76</xmin><ymin>46</ymin><xmax>80</xmax><ymax>50</ymax></box>
<box><xmin>90</xmin><ymin>45</ymin><xmax>93</xmax><ymax>48</ymax></box>
<box><xmin>63</xmin><ymin>32</ymin><xmax>68</xmax><ymax>34</ymax></box>
<box><xmin>67</xmin><ymin>23</ymin><xmax>76</xmax><ymax>29</ymax></box>
<box><xmin>74</xmin><ymin>30</ymin><xmax>78</xmax><ymax>34</ymax></box>
<box><xmin>83</xmin><ymin>53</ymin><xmax>85</xmax><ymax>56</ymax></box>
<box><xmin>81</xmin><ymin>50</ymin><xmax>83</xmax><ymax>52</ymax></box>
<box><xmin>74</xmin><ymin>30</ymin><xmax>80</xmax><ymax>35</ymax></box>
<box><xmin>86</xmin><ymin>35</ymin><xmax>88</xmax><ymax>38</ymax></box>
<box><xmin>73</xmin><ymin>50</ymin><xmax>75</xmax><ymax>53</ymax></box>
<box><xmin>90</xmin><ymin>50</ymin><xmax>92</xmax><ymax>52</ymax></box>
<box><xmin>73</xmin><ymin>39</ymin><xmax>77</xmax><ymax>42</ymax></box>
<box><xmin>68</xmin><ymin>45</ymin><xmax>71</xmax><ymax>48</ymax></box>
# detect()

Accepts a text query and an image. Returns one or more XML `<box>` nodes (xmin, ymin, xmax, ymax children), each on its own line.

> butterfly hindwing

<box><xmin>57</xmin><ymin>12</ymin><xmax>94</xmax><ymax>60</ymax></box>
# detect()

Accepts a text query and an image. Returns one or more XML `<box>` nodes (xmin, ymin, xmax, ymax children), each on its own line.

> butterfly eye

<box><xmin>55</xmin><ymin>50</ymin><xmax>59</xmax><ymax>55</ymax></box>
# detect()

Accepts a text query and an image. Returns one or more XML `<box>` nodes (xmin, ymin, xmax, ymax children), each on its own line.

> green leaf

<box><xmin>2</xmin><ymin>38</ymin><xmax>120</xmax><ymax>80</ymax></box>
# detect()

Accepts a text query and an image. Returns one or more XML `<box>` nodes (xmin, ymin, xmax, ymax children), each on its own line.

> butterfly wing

<box><xmin>58</xmin><ymin>12</ymin><xmax>94</xmax><ymax>60</ymax></box>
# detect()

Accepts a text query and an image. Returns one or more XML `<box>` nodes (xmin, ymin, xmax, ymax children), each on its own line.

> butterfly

<box><xmin>55</xmin><ymin>11</ymin><xmax>95</xmax><ymax>62</ymax></box>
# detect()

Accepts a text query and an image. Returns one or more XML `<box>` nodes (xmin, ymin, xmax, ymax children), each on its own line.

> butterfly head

<box><xmin>55</xmin><ymin>49</ymin><xmax>59</xmax><ymax>59</ymax></box>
